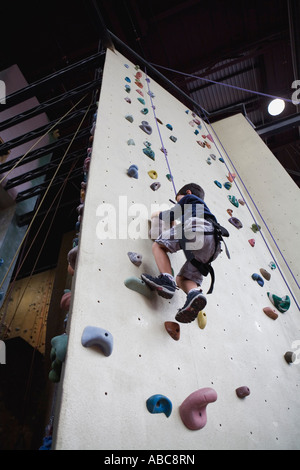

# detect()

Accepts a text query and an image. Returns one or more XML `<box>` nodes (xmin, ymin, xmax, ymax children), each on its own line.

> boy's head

<box><xmin>176</xmin><ymin>183</ymin><xmax>205</xmax><ymax>202</ymax></box>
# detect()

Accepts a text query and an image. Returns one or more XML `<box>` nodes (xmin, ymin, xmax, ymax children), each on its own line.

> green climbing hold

<box><xmin>166</xmin><ymin>174</ymin><xmax>173</xmax><ymax>181</ymax></box>
<box><xmin>251</xmin><ymin>223</ymin><xmax>261</xmax><ymax>233</ymax></box>
<box><xmin>267</xmin><ymin>293</ymin><xmax>290</xmax><ymax>313</ymax></box>
<box><xmin>224</xmin><ymin>182</ymin><xmax>232</xmax><ymax>190</ymax></box>
<box><xmin>228</xmin><ymin>195</ymin><xmax>239</xmax><ymax>207</ymax></box>
<box><xmin>137</xmin><ymin>97</ymin><xmax>145</xmax><ymax>105</ymax></box>
<box><xmin>124</xmin><ymin>277</ymin><xmax>153</xmax><ymax>299</ymax></box>
<box><xmin>141</xmin><ymin>108</ymin><xmax>149</xmax><ymax>115</ymax></box>
<box><xmin>143</xmin><ymin>148</ymin><xmax>155</xmax><ymax>160</ymax></box>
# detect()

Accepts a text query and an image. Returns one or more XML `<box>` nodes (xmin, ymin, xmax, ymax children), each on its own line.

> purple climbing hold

<box><xmin>228</xmin><ymin>217</ymin><xmax>243</xmax><ymax>229</ymax></box>
<box><xmin>236</xmin><ymin>386</ymin><xmax>250</xmax><ymax>398</ymax></box>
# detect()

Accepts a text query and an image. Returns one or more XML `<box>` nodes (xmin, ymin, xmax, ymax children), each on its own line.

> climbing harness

<box><xmin>180</xmin><ymin>216</ymin><xmax>230</xmax><ymax>294</ymax></box>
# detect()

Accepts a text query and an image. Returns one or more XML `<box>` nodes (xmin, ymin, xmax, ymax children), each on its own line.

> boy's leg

<box><xmin>141</xmin><ymin>242</ymin><xmax>177</xmax><ymax>299</ymax></box>
<box><xmin>175</xmin><ymin>274</ymin><xmax>207</xmax><ymax>324</ymax></box>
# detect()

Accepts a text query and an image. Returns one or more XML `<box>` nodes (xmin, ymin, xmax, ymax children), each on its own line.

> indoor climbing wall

<box><xmin>52</xmin><ymin>48</ymin><xmax>300</xmax><ymax>450</ymax></box>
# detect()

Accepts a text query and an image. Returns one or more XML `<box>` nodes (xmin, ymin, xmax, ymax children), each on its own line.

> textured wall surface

<box><xmin>53</xmin><ymin>49</ymin><xmax>300</xmax><ymax>450</ymax></box>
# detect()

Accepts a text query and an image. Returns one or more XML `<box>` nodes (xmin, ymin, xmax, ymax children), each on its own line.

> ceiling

<box><xmin>0</xmin><ymin>0</ymin><xmax>299</xmax><ymax>278</ymax></box>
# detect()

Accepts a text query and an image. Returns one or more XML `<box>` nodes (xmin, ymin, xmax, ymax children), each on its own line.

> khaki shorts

<box><xmin>155</xmin><ymin>220</ymin><xmax>221</xmax><ymax>286</ymax></box>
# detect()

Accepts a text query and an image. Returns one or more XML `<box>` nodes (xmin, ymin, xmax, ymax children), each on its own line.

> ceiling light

<box><xmin>268</xmin><ymin>98</ymin><xmax>285</xmax><ymax>116</ymax></box>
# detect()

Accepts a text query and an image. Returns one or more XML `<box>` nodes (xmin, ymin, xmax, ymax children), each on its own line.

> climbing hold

<box><xmin>143</xmin><ymin>148</ymin><xmax>155</xmax><ymax>160</ymax></box>
<box><xmin>137</xmin><ymin>97</ymin><xmax>145</xmax><ymax>105</ymax></box>
<box><xmin>207</xmin><ymin>134</ymin><xmax>214</xmax><ymax>142</ymax></box>
<box><xmin>135</xmin><ymin>71</ymin><xmax>142</xmax><ymax>79</ymax></box>
<box><xmin>146</xmin><ymin>395</ymin><xmax>172</xmax><ymax>418</ymax></box>
<box><xmin>227</xmin><ymin>209</ymin><xmax>233</xmax><ymax>217</ymax></box>
<box><xmin>179</xmin><ymin>388</ymin><xmax>218</xmax><ymax>430</ymax></box>
<box><xmin>238</xmin><ymin>199</ymin><xmax>245</xmax><ymax>206</ymax></box>
<box><xmin>164</xmin><ymin>321</ymin><xmax>180</xmax><ymax>341</ymax></box>
<box><xmin>148</xmin><ymin>170</ymin><xmax>158</xmax><ymax>179</ymax></box>
<box><xmin>127</xmin><ymin>165</ymin><xmax>139</xmax><ymax>179</ymax></box>
<box><xmin>260</xmin><ymin>268</ymin><xmax>271</xmax><ymax>281</ymax></box>
<box><xmin>81</xmin><ymin>326</ymin><xmax>113</xmax><ymax>357</ymax></box>
<box><xmin>228</xmin><ymin>195</ymin><xmax>239</xmax><ymax>207</ymax></box>
<box><xmin>169</xmin><ymin>135</ymin><xmax>177</xmax><ymax>142</ymax></box>
<box><xmin>124</xmin><ymin>97</ymin><xmax>131</xmax><ymax>103</ymax></box>
<box><xmin>124</xmin><ymin>64</ymin><xmax>129</xmax><ymax>68</ymax></box>
<box><xmin>147</xmin><ymin>90</ymin><xmax>155</xmax><ymax>98</ymax></box>
<box><xmin>135</xmin><ymin>81</ymin><xmax>143</xmax><ymax>88</ymax></box>
<box><xmin>269</xmin><ymin>261</ymin><xmax>276</xmax><ymax>270</ymax></box>
<box><xmin>206</xmin><ymin>157</ymin><xmax>212</xmax><ymax>165</ymax></box>
<box><xmin>141</xmin><ymin>107</ymin><xmax>149</xmax><ymax>115</ymax></box>
<box><xmin>219</xmin><ymin>157</ymin><xmax>225</xmax><ymax>163</ymax></box>
<box><xmin>166</xmin><ymin>124</ymin><xmax>173</xmax><ymax>131</ymax></box>
<box><xmin>197</xmin><ymin>140</ymin><xmax>205</xmax><ymax>148</ymax></box>
<box><xmin>228</xmin><ymin>217</ymin><xmax>243</xmax><ymax>229</ymax></box>
<box><xmin>0</xmin><ymin>258</ymin><xmax>4</xmax><ymax>267</ymax></box>
<box><xmin>143</xmin><ymin>140</ymin><xmax>152</xmax><ymax>148</ymax></box>
<box><xmin>127</xmin><ymin>138</ymin><xmax>135</xmax><ymax>145</ymax></box>
<box><xmin>166</xmin><ymin>174</ymin><xmax>173</xmax><ymax>181</ymax></box>
<box><xmin>227</xmin><ymin>172</ymin><xmax>236</xmax><ymax>182</ymax></box>
<box><xmin>214</xmin><ymin>180</ymin><xmax>222</xmax><ymax>188</ymax></box>
<box><xmin>136</xmin><ymin>89</ymin><xmax>144</xmax><ymax>97</ymax></box>
<box><xmin>248</xmin><ymin>238</ymin><xmax>255</xmax><ymax>247</ymax></box>
<box><xmin>263</xmin><ymin>307</ymin><xmax>278</xmax><ymax>320</ymax></box>
<box><xmin>251</xmin><ymin>223</ymin><xmax>261</xmax><ymax>233</ymax></box>
<box><xmin>124</xmin><ymin>277</ymin><xmax>152</xmax><ymax>299</ymax></box>
<box><xmin>197</xmin><ymin>311</ymin><xmax>207</xmax><ymax>329</ymax></box>
<box><xmin>125</xmin><ymin>85</ymin><xmax>131</xmax><ymax>93</ymax></box>
<box><xmin>125</xmin><ymin>77</ymin><xmax>131</xmax><ymax>83</ymax></box>
<box><xmin>194</xmin><ymin>129</ymin><xmax>199</xmax><ymax>135</ymax></box>
<box><xmin>139</xmin><ymin>121</ymin><xmax>152</xmax><ymax>135</ymax></box>
<box><xmin>60</xmin><ymin>290</ymin><xmax>71</xmax><ymax>311</ymax></box>
<box><xmin>252</xmin><ymin>273</ymin><xmax>264</xmax><ymax>287</ymax></box>
<box><xmin>210</xmin><ymin>154</ymin><xmax>216</xmax><ymax>160</ymax></box>
<box><xmin>134</xmin><ymin>64</ymin><xmax>140</xmax><ymax>70</ymax></box>
<box><xmin>267</xmin><ymin>293</ymin><xmax>290</xmax><ymax>313</ymax></box>
<box><xmin>189</xmin><ymin>120</ymin><xmax>195</xmax><ymax>127</ymax></box>
<box><xmin>236</xmin><ymin>386</ymin><xmax>250</xmax><ymax>398</ymax></box>
<box><xmin>284</xmin><ymin>351</ymin><xmax>296</xmax><ymax>364</ymax></box>
<box><xmin>150</xmin><ymin>182</ymin><xmax>161</xmax><ymax>191</ymax></box>
<box><xmin>67</xmin><ymin>246</ymin><xmax>78</xmax><ymax>270</ymax></box>
<box><xmin>51</xmin><ymin>334</ymin><xmax>68</xmax><ymax>362</ymax></box>
<box><xmin>224</xmin><ymin>182</ymin><xmax>232</xmax><ymax>190</ymax></box>
<box><xmin>125</xmin><ymin>114</ymin><xmax>134</xmax><ymax>123</ymax></box>
<box><xmin>193</xmin><ymin>118</ymin><xmax>201</xmax><ymax>125</ymax></box>
<box><xmin>160</xmin><ymin>146</ymin><xmax>167</xmax><ymax>155</ymax></box>
<box><xmin>127</xmin><ymin>251</ymin><xmax>142</xmax><ymax>267</ymax></box>
<box><xmin>156</xmin><ymin>118</ymin><xmax>163</xmax><ymax>124</ymax></box>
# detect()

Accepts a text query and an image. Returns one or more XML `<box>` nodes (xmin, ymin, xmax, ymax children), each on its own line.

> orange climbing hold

<box><xmin>164</xmin><ymin>321</ymin><xmax>180</xmax><ymax>341</ymax></box>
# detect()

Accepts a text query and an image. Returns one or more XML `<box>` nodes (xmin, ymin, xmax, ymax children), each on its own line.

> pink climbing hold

<box><xmin>248</xmin><ymin>239</ymin><xmax>255</xmax><ymax>247</ymax></box>
<box><xmin>179</xmin><ymin>388</ymin><xmax>217</xmax><ymax>430</ymax></box>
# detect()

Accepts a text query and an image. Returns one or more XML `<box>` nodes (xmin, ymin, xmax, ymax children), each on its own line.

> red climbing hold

<box><xmin>236</xmin><ymin>386</ymin><xmax>250</xmax><ymax>398</ymax></box>
<box><xmin>164</xmin><ymin>321</ymin><xmax>180</xmax><ymax>341</ymax></box>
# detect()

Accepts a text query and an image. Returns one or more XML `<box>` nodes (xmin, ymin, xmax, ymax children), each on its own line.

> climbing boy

<box><xmin>141</xmin><ymin>183</ymin><xmax>224</xmax><ymax>323</ymax></box>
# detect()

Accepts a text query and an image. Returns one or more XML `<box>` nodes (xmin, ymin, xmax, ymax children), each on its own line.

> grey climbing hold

<box><xmin>125</xmin><ymin>114</ymin><xmax>134</xmax><ymax>123</ymax></box>
<box><xmin>124</xmin><ymin>277</ymin><xmax>153</xmax><ymax>298</ymax></box>
<box><xmin>127</xmin><ymin>138</ymin><xmax>135</xmax><ymax>145</ymax></box>
<box><xmin>81</xmin><ymin>326</ymin><xmax>113</xmax><ymax>357</ymax></box>
<box><xmin>150</xmin><ymin>182</ymin><xmax>161</xmax><ymax>191</ymax></box>
<box><xmin>169</xmin><ymin>135</ymin><xmax>177</xmax><ymax>142</ymax></box>
<box><xmin>127</xmin><ymin>251</ymin><xmax>142</xmax><ymax>266</ymax></box>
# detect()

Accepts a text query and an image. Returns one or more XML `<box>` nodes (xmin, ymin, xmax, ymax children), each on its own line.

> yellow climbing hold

<box><xmin>197</xmin><ymin>311</ymin><xmax>207</xmax><ymax>329</ymax></box>
<box><xmin>148</xmin><ymin>170</ymin><xmax>158</xmax><ymax>179</ymax></box>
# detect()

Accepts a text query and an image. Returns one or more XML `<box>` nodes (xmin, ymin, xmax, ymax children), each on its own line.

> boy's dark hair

<box><xmin>176</xmin><ymin>183</ymin><xmax>205</xmax><ymax>200</ymax></box>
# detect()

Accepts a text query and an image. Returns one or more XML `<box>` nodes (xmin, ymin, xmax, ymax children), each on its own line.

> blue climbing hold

<box><xmin>166</xmin><ymin>124</ymin><xmax>173</xmax><ymax>131</ymax></box>
<box><xmin>0</xmin><ymin>258</ymin><xmax>4</xmax><ymax>267</ymax></box>
<box><xmin>127</xmin><ymin>165</ymin><xmax>139</xmax><ymax>179</ymax></box>
<box><xmin>125</xmin><ymin>77</ymin><xmax>131</xmax><ymax>83</ymax></box>
<box><xmin>81</xmin><ymin>326</ymin><xmax>113</xmax><ymax>357</ymax></box>
<box><xmin>252</xmin><ymin>273</ymin><xmax>264</xmax><ymax>287</ymax></box>
<box><xmin>214</xmin><ymin>180</ymin><xmax>222</xmax><ymax>188</ymax></box>
<box><xmin>143</xmin><ymin>148</ymin><xmax>155</xmax><ymax>160</ymax></box>
<box><xmin>146</xmin><ymin>394</ymin><xmax>172</xmax><ymax>418</ymax></box>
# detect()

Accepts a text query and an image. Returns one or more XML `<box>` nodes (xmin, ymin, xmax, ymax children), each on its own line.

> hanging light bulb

<box><xmin>268</xmin><ymin>98</ymin><xmax>285</xmax><ymax>116</ymax></box>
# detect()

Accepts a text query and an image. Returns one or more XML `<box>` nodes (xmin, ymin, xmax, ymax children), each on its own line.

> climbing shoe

<box><xmin>141</xmin><ymin>273</ymin><xmax>177</xmax><ymax>299</ymax></box>
<box><xmin>175</xmin><ymin>291</ymin><xmax>207</xmax><ymax>323</ymax></box>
